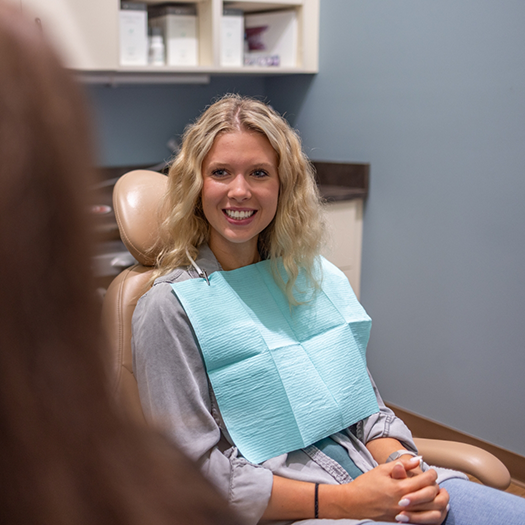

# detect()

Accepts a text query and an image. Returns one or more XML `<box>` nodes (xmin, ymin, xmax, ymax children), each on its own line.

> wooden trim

<box><xmin>387</xmin><ymin>403</ymin><xmax>525</xmax><ymax>484</ymax></box>
<box><xmin>513</xmin><ymin>478</ymin><xmax>525</xmax><ymax>490</ymax></box>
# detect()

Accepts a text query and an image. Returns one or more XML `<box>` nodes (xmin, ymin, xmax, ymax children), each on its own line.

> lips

<box><xmin>223</xmin><ymin>209</ymin><xmax>257</xmax><ymax>221</ymax></box>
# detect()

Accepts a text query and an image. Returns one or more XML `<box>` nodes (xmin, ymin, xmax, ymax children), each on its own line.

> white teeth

<box><xmin>225</xmin><ymin>209</ymin><xmax>255</xmax><ymax>220</ymax></box>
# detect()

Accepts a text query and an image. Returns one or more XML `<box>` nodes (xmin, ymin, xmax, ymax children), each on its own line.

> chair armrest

<box><xmin>413</xmin><ymin>437</ymin><xmax>511</xmax><ymax>490</ymax></box>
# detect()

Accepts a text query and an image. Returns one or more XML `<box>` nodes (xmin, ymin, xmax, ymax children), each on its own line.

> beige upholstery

<box><xmin>414</xmin><ymin>438</ymin><xmax>510</xmax><ymax>490</ymax></box>
<box><xmin>112</xmin><ymin>169</ymin><xmax>167</xmax><ymax>266</ymax></box>
<box><xmin>102</xmin><ymin>263</ymin><xmax>152</xmax><ymax>424</ymax></box>
<box><xmin>102</xmin><ymin>170</ymin><xmax>167</xmax><ymax>424</ymax></box>
<box><xmin>102</xmin><ymin>169</ymin><xmax>511</xmax><ymax>489</ymax></box>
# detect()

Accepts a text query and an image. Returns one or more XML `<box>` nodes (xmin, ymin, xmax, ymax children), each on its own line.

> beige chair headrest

<box><xmin>113</xmin><ymin>170</ymin><xmax>168</xmax><ymax>266</ymax></box>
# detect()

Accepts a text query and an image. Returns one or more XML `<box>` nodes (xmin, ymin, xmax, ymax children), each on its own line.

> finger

<box><xmin>399</xmin><ymin>455</ymin><xmax>424</xmax><ymax>472</ymax></box>
<box><xmin>392</xmin><ymin>456</ymin><xmax>424</xmax><ymax>479</ymax></box>
<box><xmin>398</xmin><ymin>468</ymin><xmax>438</xmax><ymax>495</ymax></box>
<box><xmin>398</xmin><ymin>484</ymin><xmax>440</xmax><ymax>509</ymax></box>
<box><xmin>391</xmin><ymin>462</ymin><xmax>408</xmax><ymax>480</ymax></box>
<box><xmin>398</xmin><ymin>487</ymin><xmax>449</xmax><ymax>514</ymax></box>
<box><xmin>387</xmin><ymin>459</ymin><xmax>427</xmax><ymax>481</ymax></box>
<box><xmin>406</xmin><ymin>467</ymin><xmax>425</xmax><ymax>479</ymax></box>
<box><xmin>395</xmin><ymin>505</ymin><xmax>450</xmax><ymax>525</ymax></box>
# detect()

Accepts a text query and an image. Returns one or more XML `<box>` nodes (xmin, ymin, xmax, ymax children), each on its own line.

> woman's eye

<box><xmin>211</xmin><ymin>169</ymin><xmax>228</xmax><ymax>178</ymax></box>
<box><xmin>252</xmin><ymin>169</ymin><xmax>269</xmax><ymax>178</ymax></box>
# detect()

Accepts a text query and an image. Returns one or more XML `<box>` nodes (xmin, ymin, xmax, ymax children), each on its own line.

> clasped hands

<box><xmin>331</xmin><ymin>455</ymin><xmax>450</xmax><ymax>524</ymax></box>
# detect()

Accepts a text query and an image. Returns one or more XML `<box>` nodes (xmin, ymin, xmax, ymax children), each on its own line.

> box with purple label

<box><xmin>244</xmin><ymin>10</ymin><xmax>297</xmax><ymax>68</ymax></box>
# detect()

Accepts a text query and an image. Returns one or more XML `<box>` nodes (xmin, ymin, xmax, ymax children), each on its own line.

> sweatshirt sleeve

<box><xmin>132</xmin><ymin>280</ymin><xmax>273</xmax><ymax>524</ymax></box>
<box><xmin>358</xmin><ymin>371</ymin><xmax>418</xmax><ymax>454</ymax></box>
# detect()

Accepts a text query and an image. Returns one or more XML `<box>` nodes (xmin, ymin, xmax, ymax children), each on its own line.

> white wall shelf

<box><xmin>18</xmin><ymin>0</ymin><xmax>319</xmax><ymax>81</ymax></box>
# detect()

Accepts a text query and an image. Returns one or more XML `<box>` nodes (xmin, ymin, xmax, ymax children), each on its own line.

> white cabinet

<box><xmin>321</xmin><ymin>199</ymin><xmax>364</xmax><ymax>299</ymax></box>
<box><xmin>20</xmin><ymin>0</ymin><xmax>118</xmax><ymax>71</ymax></box>
<box><xmin>18</xmin><ymin>0</ymin><xmax>318</xmax><ymax>77</ymax></box>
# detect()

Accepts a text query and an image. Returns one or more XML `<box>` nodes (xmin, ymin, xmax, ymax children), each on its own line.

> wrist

<box><xmin>316</xmin><ymin>483</ymin><xmax>348</xmax><ymax>520</ymax></box>
<box><xmin>386</xmin><ymin>450</ymin><xmax>423</xmax><ymax>470</ymax></box>
<box><xmin>386</xmin><ymin>450</ymin><xmax>418</xmax><ymax>463</ymax></box>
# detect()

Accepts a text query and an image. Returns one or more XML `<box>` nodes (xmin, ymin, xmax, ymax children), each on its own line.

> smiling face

<box><xmin>201</xmin><ymin>130</ymin><xmax>280</xmax><ymax>269</ymax></box>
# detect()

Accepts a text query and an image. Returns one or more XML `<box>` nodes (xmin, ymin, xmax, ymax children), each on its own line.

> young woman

<box><xmin>132</xmin><ymin>95</ymin><xmax>525</xmax><ymax>525</ymax></box>
<box><xmin>0</xmin><ymin>4</ymin><xmax>237</xmax><ymax>524</ymax></box>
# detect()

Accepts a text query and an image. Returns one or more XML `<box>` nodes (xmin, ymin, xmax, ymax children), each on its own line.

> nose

<box><xmin>228</xmin><ymin>174</ymin><xmax>251</xmax><ymax>202</ymax></box>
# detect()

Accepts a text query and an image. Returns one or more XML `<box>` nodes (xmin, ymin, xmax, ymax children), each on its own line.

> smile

<box><xmin>224</xmin><ymin>209</ymin><xmax>256</xmax><ymax>220</ymax></box>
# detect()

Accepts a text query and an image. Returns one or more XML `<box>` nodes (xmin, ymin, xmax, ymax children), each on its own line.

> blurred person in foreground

<box><xmin>0</xmin><ymin>3</ymin><xmax>238</xmax><ymax>524</ymax></box>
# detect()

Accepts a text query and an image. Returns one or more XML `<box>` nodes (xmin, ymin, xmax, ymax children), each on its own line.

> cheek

<box><xmin>200</xmin><ymin>187</ymin><xmax>216</xmax><ymax>228</ymax></box>
<box><xmin>201</xmin><ymin>181</ymin><xmax>218</xmax><ymax>212</ymax></box>
<box><xmin>271</xmin><ymin>180</ymin><xmax>280</xmax><ymax>209</ymax></box>
<box><xmin>265</xmin><ymin>182</ymin><xmax>280</xmax><ymax>221</ymax></box>
<box><xmin>270</xmin><ymin>194</ymin><xmax>279</xmax><ymax>216</ymax></box>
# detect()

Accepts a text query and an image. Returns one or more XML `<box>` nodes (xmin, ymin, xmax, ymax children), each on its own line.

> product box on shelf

<box><xmin>244</xmin><ymin>10</ymin><xmax>298</xmax><ymax>67</ymax></box>
<box><xmin>119</xmin><ymin>1</ymin><xmax>148</xmax><ymax>66</ymax></box>
<box><xmin>148</xmin><ymin>3</ymin><xmax>198</xmax><ymax>67</ymax></box>
<box><xmin>221</xmin><ymin>8</ymin><xmax>244</xmax><ymax>67</ymax></box>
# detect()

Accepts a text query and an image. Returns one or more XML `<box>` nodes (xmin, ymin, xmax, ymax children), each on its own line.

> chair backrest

<box><xmin>101</xmin><ymin>170</ymin><xmax>167</xmax><ymax>423</ymax></box>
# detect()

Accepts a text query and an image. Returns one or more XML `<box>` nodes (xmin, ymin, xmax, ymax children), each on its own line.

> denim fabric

<box><xmin>313</xmin><ymin>437</ymin><xmax>364</xmax><ymax>479</ymax></box>
<box><xmin>441</xmin><ymin>478</ymin><xmax>525</xmax><ymax>525</ymax></box>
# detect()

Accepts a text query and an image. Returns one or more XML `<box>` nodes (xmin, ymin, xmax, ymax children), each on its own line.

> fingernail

<box><xmin>395</xmin><ymin>514</ymin><xmax>410</xmax><ymax>523</ymax></box>
<box><xmin>409</xmin><ymin>455</ymin><xmax>423</xmax><ymax>462</ymax></box>
<box><xmin>398</xmin><ymin>498</ymin><xmax>410</xmax><ymax>507</ymax></box>
<box><xmin>446</xmin><ymin>504</ymin><xmax>450</xmax><ymax>512</ymax></box>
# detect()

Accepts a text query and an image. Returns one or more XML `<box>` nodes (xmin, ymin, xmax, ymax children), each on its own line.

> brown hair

<box><xmin>0</xmin><ymin>4</ymin><xmax>237</xmax><ymax>524</ymax></box>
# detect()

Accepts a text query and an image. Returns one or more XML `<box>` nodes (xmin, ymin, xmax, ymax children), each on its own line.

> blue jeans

<box><xmin>371</xmin><ymin>479</ymin><xmax>525</xmax><ymax>525</ymax></box>
<box><xmin>440</xmin><ymin>478</ymin><xmax>525</xmax><ymax>525</ymax></box>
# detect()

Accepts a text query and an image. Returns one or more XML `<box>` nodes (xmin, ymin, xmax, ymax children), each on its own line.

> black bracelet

<box><xmin>314</xmin><ymin>483</ymin><xmax>319</xmax><ymax>519</ymax></box>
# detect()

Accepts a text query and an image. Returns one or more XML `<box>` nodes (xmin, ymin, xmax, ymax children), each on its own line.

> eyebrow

<box><xmin>207</xmin><ymin>162</ymin><xmax>276</xmax><ymax>171</ymax></box>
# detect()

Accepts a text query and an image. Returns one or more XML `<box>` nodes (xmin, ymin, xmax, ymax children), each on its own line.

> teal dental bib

<box><xmin>170</xmin><ymin>256</ymin><xmax>379</xmax><ymax>464</ymax></box>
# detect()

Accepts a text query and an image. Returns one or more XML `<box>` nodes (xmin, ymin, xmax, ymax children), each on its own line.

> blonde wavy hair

<box><xmin>154</xmin><ymin>94</ymin><xmax>325</xmax><ymax>303</ymax></box>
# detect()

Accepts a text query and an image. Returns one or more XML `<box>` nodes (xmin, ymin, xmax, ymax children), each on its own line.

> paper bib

<box><xmin>171</xmin><ymin>256</ymin><xmax>378</xmax><ymax>463</ymax></box>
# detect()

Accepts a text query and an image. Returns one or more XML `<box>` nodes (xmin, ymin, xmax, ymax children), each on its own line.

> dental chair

<box><xmin>102</xmin><ymin>169</ymin><xmax>511</xmax><ymax>491</ymax></box>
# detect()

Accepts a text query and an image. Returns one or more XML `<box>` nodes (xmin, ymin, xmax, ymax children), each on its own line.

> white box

<box><xmin>244</xmin><ymin>10</ymin><xmax>298</xmax><ymax>68</ymax></box>
<box><xmin>149</xmin><ymin>5</ymin><xmax>198</xmax><ymax>67</ymax></box>
<box><xmin>119</xmin><ymin>2</ymin><xmax>148</xmax><ymax>66</ymax></box>
<box><xmin>221</xmin><ymin>9</ymin><xmax>244</xmax><ymax>67</ymax></box>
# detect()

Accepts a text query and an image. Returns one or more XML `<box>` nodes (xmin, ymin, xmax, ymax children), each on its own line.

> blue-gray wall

<box><xmin>88</xmin><ymin>76</ymin><xmax>267</xmax><ymax>166</ymax></box>
<box><xmin>90</xmin><ymin>0</ymin><xmax>525</xmax><ymax>456</ymax></box>
<box><xmin>266</xmin><ymin>0</ymin><xmax>525</xmax><ymax>457</ymax></box>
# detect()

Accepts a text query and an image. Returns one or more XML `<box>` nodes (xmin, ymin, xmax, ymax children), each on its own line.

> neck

<box><xmin>209</xmin><ymin>237</ymin><xmax>260</xmax><ymax>271</ymax></box>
